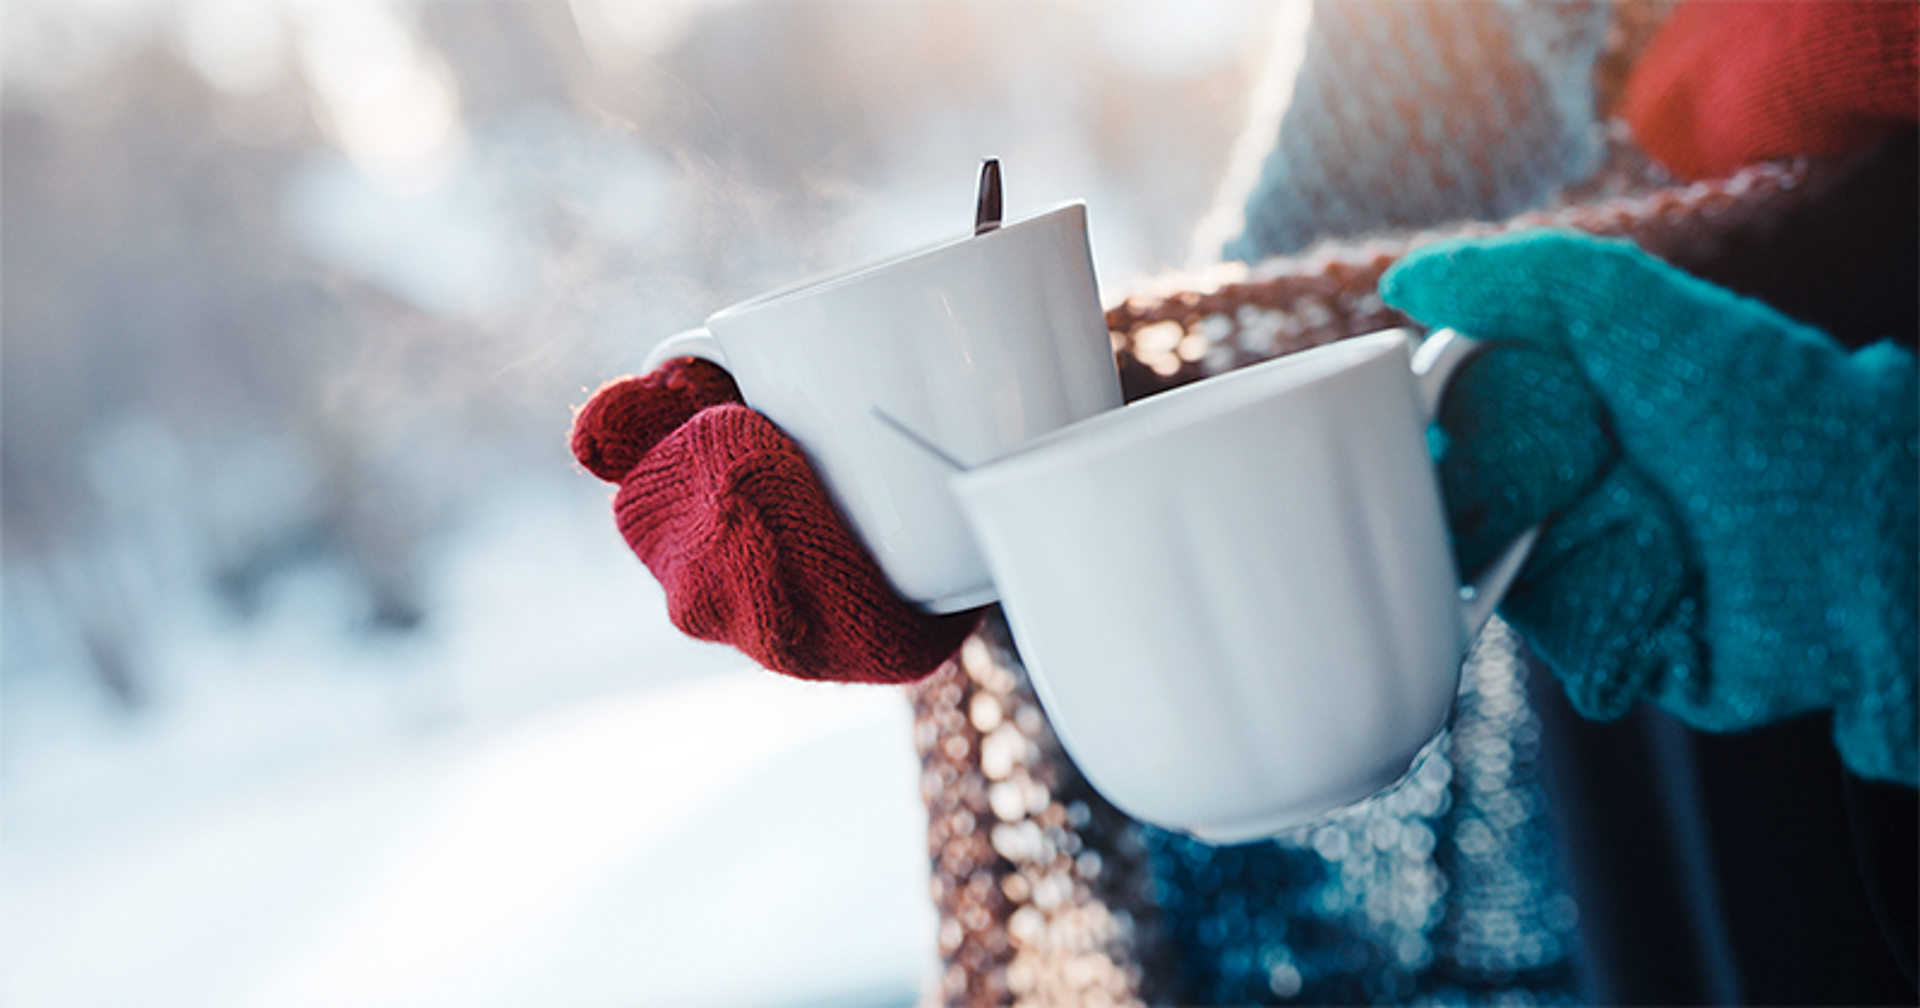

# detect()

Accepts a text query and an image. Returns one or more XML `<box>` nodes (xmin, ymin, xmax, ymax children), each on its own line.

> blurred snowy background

<box><xmin>1</xmin><ymin>1</ymin><xmax>1295</xmax><ymax>1004</ymax></box>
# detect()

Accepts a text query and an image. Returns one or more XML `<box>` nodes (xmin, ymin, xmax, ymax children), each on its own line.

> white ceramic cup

<box><xmin>643</xmin><ymin>201</ymin><xmax>1123</xmax><ymax>613</ymax></box>
<box><xmin>950</xmin><ymin>328</ymin><xmax>1536</xmax><ymax>842</ymax></box>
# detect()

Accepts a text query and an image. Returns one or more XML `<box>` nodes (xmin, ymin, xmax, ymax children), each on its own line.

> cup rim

<box><xmin>956</xmin><ymin>328</ymin><xmax>1414</xmax><ymax>490</ymax></box>
<box><xmin>709</xmin><ymin>200</ymin><xmax>1087</xmax><ymax>322</ymax></box>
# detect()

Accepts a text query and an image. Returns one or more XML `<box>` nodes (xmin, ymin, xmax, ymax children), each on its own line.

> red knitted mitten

<box><xmin>572</xmin><ymin>359</ymin><xmax>979</xmax><ymax>683</ymax></box>
<box><xmin>1624</xmin><ymin>1</ymin><xmax>1919</xmax><ymax>180</ymax></box>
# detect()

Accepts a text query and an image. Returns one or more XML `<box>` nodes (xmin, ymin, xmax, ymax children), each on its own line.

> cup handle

<box><xmin>1406</xmin><ymin>327</ymin><xmax>1540</xmax><ymax>641</ymax></box>
<box><xmin>642</xmin><ymin>326</ymin><xmax>728</xmax><ymax>374</ymax></box>
<box><xmin>1408</xmin><ymin>326</ymin><xmax>1478</xmax><ymax>415</ymax></box>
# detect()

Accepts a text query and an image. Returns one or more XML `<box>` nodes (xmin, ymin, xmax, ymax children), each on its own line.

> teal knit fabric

<box><xmin>1382</xmin><ymin>229</ymin><xmax>1919</xmax><ymax>787</ymax></box>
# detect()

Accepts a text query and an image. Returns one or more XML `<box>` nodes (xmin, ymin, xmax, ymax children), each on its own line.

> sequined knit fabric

<box><xmin>1112</xmin><ymin>159</ymin><xmax>1818</xmax><ymax>400</ymax></box>
<box><xmin>908</xmin><ymin>615</ymin><xmax>1578</xmax><ymax>1005</ymax></box>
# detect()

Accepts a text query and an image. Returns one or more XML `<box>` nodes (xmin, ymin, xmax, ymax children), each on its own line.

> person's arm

<box><xmin>1382</xmin><ymin>229</ymin><xmax>1917</xmax><ymax>787</ymax></box>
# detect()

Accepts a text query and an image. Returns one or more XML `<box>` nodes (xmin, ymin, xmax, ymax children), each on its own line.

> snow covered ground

<box><xmin>3</xmin><ymin>482</ymin><xmax>939</xmax><ymax>1007</ymax></box>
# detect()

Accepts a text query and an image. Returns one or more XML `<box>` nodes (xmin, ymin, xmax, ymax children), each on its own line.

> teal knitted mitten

<box><xmin>1381</xmin><ymin>229</ymin><xmax>1919</xmax><ymax>786</ymax></box>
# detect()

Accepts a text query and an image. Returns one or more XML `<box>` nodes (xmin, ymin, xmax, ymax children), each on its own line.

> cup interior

<box><xmin>965</xmin><ymin>328</ymin><xmax>1412</xmax><ymax>482</ymax></box>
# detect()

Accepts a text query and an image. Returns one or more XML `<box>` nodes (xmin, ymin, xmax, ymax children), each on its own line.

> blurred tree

<box><xmin>2</xmin><ymin>40</ymin><xmax>440</xmax><ymax>703</ymax></box>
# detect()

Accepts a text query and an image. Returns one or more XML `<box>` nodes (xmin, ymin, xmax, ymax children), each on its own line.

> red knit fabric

<box><xmin>1624</xmin><ymin>1</ymin><xmax>1919</xmax><ymax>181</ymax></box>
<box><xmin>572</xmin><ymin>360</ymin><xmax>978</xmax><ymax>684</ymax></box>
<box><xmin>571</xmin><ymin>359</ymin><xmax>744</xmax><ymax>482</ymax></box>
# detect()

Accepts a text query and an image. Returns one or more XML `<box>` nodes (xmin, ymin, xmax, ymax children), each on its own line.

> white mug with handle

<box><xmin>951</xmin><ymin>328</ymin><xmax>1536</xmax><ymax>842</ymax></box>
<box><xmin>644</xmin><ymin>200</ymin><xmax>1123</xmax><ymax>613</ymax></box>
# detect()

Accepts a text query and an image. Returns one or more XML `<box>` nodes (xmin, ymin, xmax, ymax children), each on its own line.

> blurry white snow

<box><xmin>2</xmin><ymin>480</ymin><xmax>937</xmax><ymax>1008</ymax></box>
<box><xmin>283</xmin><ymin>150</ymin><xmax>539</xmax><ymax>320</ymax></box>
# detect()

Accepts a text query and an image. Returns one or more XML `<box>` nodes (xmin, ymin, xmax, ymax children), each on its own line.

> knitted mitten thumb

<box><xmin>1623</xmin><ymin>1</ymin><xmax>1919</xmax><ymax>180</ymax></box>
<box><xmin>572</xmin><ymin>361</ymin><xmax>979</xmax><ymax>683</ymax></box>
<box><xmin>1383</xmin><ymin>229</ymin><xmax>1918</xmax><ymax>786</ymax></box>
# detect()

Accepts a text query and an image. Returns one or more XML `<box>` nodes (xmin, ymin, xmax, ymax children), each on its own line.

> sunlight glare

<box><xmin>176</xmin><ymin>0</ymin><xmax>291</xmax><ymax>95</ymax></box>
<box><xmin>290</xmin><ymin>0</ymin><xmax>462</xmax><ymax>190</ymax></box>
